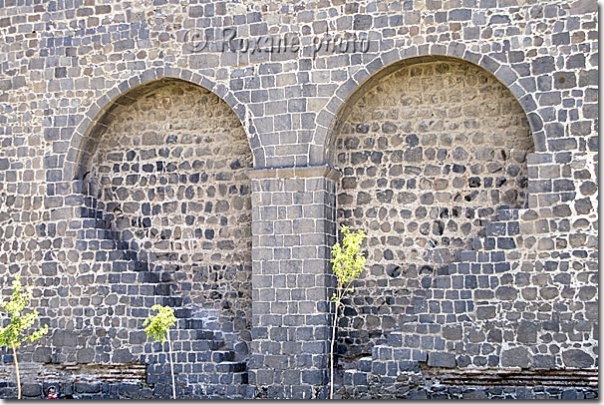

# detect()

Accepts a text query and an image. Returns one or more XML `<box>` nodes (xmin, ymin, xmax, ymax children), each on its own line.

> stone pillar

<box><xmin>246</xmin><ymin>166</ymin><xmax>340</xmax><ymax>399</ymax></box>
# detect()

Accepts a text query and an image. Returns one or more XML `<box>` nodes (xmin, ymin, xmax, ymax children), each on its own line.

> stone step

<box><xmin>79</xmin><ymin>207</ymin><xmax>116</xmax><ymax>224</ymax></box>
<box><xmin>369</xmin><ymin>351</ymin><xmax>420</xmax><ymax>378</ymax></box>
<box><xmin>160</xmin><ymin>296</ymin><xmax>183</xmax><ymax>307</ymax></box>
<box><xmin>216</xmin><ymin>361</ymin><xmax>246</xmax><ymax>373</ymax></box>
<box><xmin>107</xmin><ymin>271</ymin><xmax>177</xmax><ymax>288</ymax></box>
<box><xmin>460</xmin><ymin>208</ymin><xmax>520</xmax><ymax>253</ymax></box>
<box><xmin>82</xmin><ymin>238</ymin><xmax>120</xmax><ymax>251</ymax></box>
<box><xmin>174</xmin><ymin>308</ymin><xmax>193</xmax><ymax>319</ymax></box>
<box><xmin>79</xmin><ymin>217</ymin><xmax>109</xmax><ymax>229</ymax></box>
<box><xmin>172</xmin><ymin>330</ymin><xmax>221</xmax><ymax>342</ymax></box>
<box><xmin>172</xmin><ymin>328</ymin><xmax>223</xmax><ymax>342</ymax></box>
<box><xmin>184</xmin><ymin>319</ymin><xmax>204</xmax><ymax>329</ymax></box>
<box><xmin>343</xmin><ymin>369</ymin><xmax>368</xmax><ymax>386</ymax></box>
<box><xmin>212</xmin><ymin>350</ymin><xmax>235</xmax><ymax>363</ymax></box>
<box><xmin>184</xmin><ymin>367</ymin><xmax>246</xmax><ymax>382</ymax></box>
<box><xmin>136</xmin><ymin>271</ymin><xmax>159</xmax><ymax>283</ymax></box>
<box><xmin>78</xmin><ymin>206</ymin><xmax>103</xmax><ymax>219</ymax></box>
<box><xmin>113</xmin><ymin>260</ymin><xmax>149</xmax><ymax>272</ymax></box>
<box><xmin>495</xmin><ymin>208</ymin><xmax>519</xmax><ymax>221</ymax></box>
<box><xmin>195</xmin><ymin>329</ymin><xmax>222</xmax><ymax>341</ymax></box>
<box><xmin>457</xmin><ymin>249</ymin><xmax>508</xmax><ymax>266</ymax></box>
<box><xmin>89</xmin><ymin>250</ymin><xmax>117</xmax><ymax>262</ymax></box>
<box><xmin>376</xmin><ymin>345</ymin><xmax>429</xmax><ymax>363</ymax></box>
<box><xmin>484</xmin><ymin>221</ymin><xmax>520</xmax><ymax>237</ymax></box>
<box><xmin>191</xmin><ymin>339</ymin><xmax>225</xmax><ymax>351</ymax></box>
<box><xmin>72</xmin><ymin>239</ymin><xmax>132</xmax><ymax>256</ymax></box>
<box><xmin>233</xmin><ymin>372</ymin><xmax>249</xmax><ymax>385</ymax></box>
<box><xmin>386</xmin><ymin>330</ymin><xmax>431</xmax><ymax>346</ymax></box>
<box><xmin>109</xmin><ymin>249</ymin><xmax>138</xmax><ymax>261</ymax></box>
<box><xmin>357</xmin><ymin>356</ymin><xmax>372</xmax><ymax>373</ymax></box>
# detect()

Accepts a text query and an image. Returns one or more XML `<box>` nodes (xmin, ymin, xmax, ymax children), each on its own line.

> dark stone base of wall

<box><xmin>0</xmin><ymin>380</ymin><xmax>254</xmax><ymax>400</ymax></box>
<box><xmin>0</xmin><ymin>360</ymin><xmax>597</xmax><ymax>400</ymax></box>
<box><xmin>339</xmin><ymin>384</ymin><xmax>598</xmax><ymax>400</ymax></box>
<box><xmin>2</xmin><ymin>379</ymin><xmax>597</xmax><ymax>400</ymax></box>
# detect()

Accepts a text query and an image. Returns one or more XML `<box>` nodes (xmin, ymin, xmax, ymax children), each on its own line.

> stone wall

<box><xmin>0</xmin><ymin>0</ymin><xmax>598</xmax><ymax>400</ymax></box>
<box><xmin>88</xmin><ymin>79</ymin><xmax>253</xmax><ymax>335</ymax></box>
<box><xmin>335</xmin><ymin>59</ymin><xmax>534</xmax><ymax>357</ymax></box>
<box><xmin>247</xmin><ymin>166</ymin><xmax>339</xmax><ymax>399</ymax></box>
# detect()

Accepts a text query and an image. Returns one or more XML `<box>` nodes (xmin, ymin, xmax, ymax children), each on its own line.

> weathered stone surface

<box><xmin>517</xmin><ymin>321</ymin><xmax>538</xmax><ymax>344</ymax></box>
<box><xmin>32</xmin><ymin>347</ymin><xmax>53</xmax><ymax>363</ymax></box>
<box><xmin>540</xmin><ymin>287</ymin><xmax>559</xmax><ymax>300</ymax></box>
<box><xmin>442</xmin><ymin>325</ymin><xmax>462</xmax><ymax>340</ymax></box>
<box><xmin>74</xmin><ymin>382</ymin><xmax>102</xmax><ymax>394</ymax></box>
<box><xmin>477</xmin><ymin>306</ymin><xmax>496</xmax><ymax>320</ymax></box>
<box><xmin>111</xmin><ymin>348</ymin><xmax>134</xmax><ymax>363</ymax></box>
<box><xmin>427</xmin><ymin>352</ymin><xmax>456</xmax><ymax>368</ymax></box>
<box><xmin>22</xmin><ymin>383</ymin><xmax>42</xmax><ymax>397</ymax></box>
<box><xmin>496</xmin><ymin>286</ymin><xmax>518</xmax><ymax>300</ymax></box>
<box><xmin>578</xmin><ymin>286</ymin><xmax>597</xmax><ymax>300</ymax></box>
<box><xmin>76</xmin><ymin>348</ymin><xmax>95</xmax><ymax>363</ymax></box>
<box><xmin>90</xmin><ymin>81</ymin><xmax>253</xmax><ymax>334</ymax></box>
<box><xmin>335</xmin><ymin>60</ymin><xmax>533</xmax><ymax>349</ymax></box>
<box><xmin>501</xmin><ymin>347</ymin><xmax>530</xmax><ymax>368</ymax></box>
<box><xmin>562</xmin><ymin>349</ymin><xmax>594</xmax><ymax>368</ymax></box>
<box><xmin>0</xmin><ymin>0</ymin><xmax>597</xmax><ymax>400</ymax></box>
<box><xmin>574</xmin><ymin>198</ymin><xmax>593</xmax><ymax>215</ymax></box>
<box><xmin>52</xmin><ymin>330</ymin><xmax>78</xmax><ymax>347</ymax></box>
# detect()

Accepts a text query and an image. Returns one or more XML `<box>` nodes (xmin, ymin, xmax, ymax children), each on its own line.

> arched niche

<box><xmin>81</xmin><ymin>78</ymin><xmax>253</xmax><ymax>338</ymax></box>
<box><xmin>332</xmin><ymin>57</ymin><xmax>534</xmax><ymax>358</ymax></box>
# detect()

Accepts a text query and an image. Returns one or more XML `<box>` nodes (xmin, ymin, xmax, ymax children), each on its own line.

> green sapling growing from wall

<box><xmin>0</xmin><ymin>276</ymin><xmax>49</xmax><ymax>399</ymax></box>
<box><xmin>329</xmin><ymin>226</ymin><xmax>366</xmax><ymax>399</ymax></box>
<box><xmin>144</xmin><ymin>304</ymin><xmax>177</xmax><ymax>399</ymax></box>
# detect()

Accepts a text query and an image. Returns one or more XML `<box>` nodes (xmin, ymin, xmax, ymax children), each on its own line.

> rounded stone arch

<box><xmin>66</xmin><ymin>67</ymin><xmax>256</xmax><ymax>339</ymax></box>
<box><xmin>329</xmin><ymin>50</ymin><xmax>536</xmax><ymax>357</ymax></box>
<box><xmin>64</xmin><ymin>67</ymin><xmax>261</xmax><ymax>182</ymax></box>
<box><xmin>313</xmin><ymin>43</ymin><xmax>545</xmax><ymax>166</ymax></box>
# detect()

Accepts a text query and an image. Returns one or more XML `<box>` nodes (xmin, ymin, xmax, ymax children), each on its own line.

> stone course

<box><xmin>0</xmin><ymin>0</ymin><xmax>598</xmax><ymax>400</ymax></box>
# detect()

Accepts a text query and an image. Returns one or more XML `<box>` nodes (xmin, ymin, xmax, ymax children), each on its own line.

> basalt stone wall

<box><xmin>88</xmin><ymin>79</ymin><xmax>253</xmax><ymax>336</ymax></box>
<box><xmin>334</xmin><ymin>59</ymin><xmax>534</xmax><ymax>358</ymax></box>
<box><xmin>0</xmin><ymin>0</ymin><xmax>598</xmax><ymax>400</ymax></box>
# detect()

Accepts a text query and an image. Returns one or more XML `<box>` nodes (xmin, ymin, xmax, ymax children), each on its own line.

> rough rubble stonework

<box><xmin>335</xmin><ymin>59</ymin><xmax>535</xmax><ymax>357</ymax></box>
<box><xmin>0</xmin><ymin>0</ymin><xmax>598</xmax><ymax>399</ymax></box>
<box><xmin>90</xmin><ymin>80</ymin><xmax>253</xmax><ymax>338</ymax></box>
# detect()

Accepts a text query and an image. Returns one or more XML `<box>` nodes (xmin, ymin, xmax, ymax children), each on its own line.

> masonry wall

<box><xmin>334</xmin><ymin>59</ymin><xmax>534</xmax><ymax>358</ymax></box>
<box><xmin>0</xmin><ymin>0</ymin><xmax>598</xmax><ymax>400</ymax></box>
<box><xmin>88</xmin><ymin>79</ymin><xmax>254</xmax><ymax>337</ymax></box>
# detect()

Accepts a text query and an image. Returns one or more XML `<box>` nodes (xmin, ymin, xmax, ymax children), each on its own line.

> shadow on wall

<box><xmin>332</xmin><ymin>58</ymin><xmax>534</xmax><ymax>358</ymax></box>
<box><xmin>82</xmin><ymin>78</ymin><xmax>254</xmax><ymax>336</ymax></box>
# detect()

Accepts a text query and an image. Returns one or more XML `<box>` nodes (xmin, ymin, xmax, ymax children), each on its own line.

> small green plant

<box><xmin>329</xmin><ymin>226</ymin><xmax>366</xmax><ymax>399</ymax></box>
<box><xmin>143</xmin><ymin>304</ymin><xmax>177</xmax><ymax>399</ymax></box>
<box><xmin>0</xmin><ymin>276</ymin><xmax>49</xmax><ymax>399</ymax></box>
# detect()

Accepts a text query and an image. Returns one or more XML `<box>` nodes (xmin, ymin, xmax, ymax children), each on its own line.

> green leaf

<box><xmin>0</xmin><ymin>276</ymin><xmax>48</xmax><ymax>349</ymax></box>
<box><xmin>144</xmin><ymin>305</ymin><xmax>176</xmax><ymax>344</ymax></box>
<box><xmin>331</xmin><ymin>227</ymin><xmax>366</xmax><ymax>300</ymax></box>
